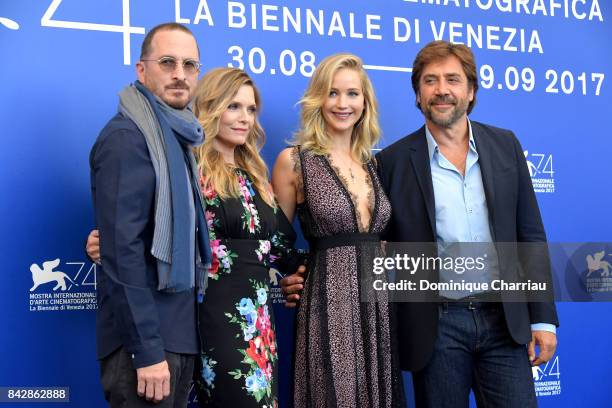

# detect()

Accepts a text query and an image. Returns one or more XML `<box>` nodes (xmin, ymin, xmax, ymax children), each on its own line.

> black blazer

<box><xmin>376</xmin><ymin>120</ymin><xmax>559</xmax><ymax>372</ymax></box>
<box><xmin>90</xmin><ymin>113</ymin><xmax>198</xmax><ymax>368</ymax></box>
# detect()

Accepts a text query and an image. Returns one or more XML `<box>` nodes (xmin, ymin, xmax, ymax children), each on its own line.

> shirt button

<box><xmin>467</xmin><ymin>208</ymin><xmax>473</xmax><ymax>214</ymax></box>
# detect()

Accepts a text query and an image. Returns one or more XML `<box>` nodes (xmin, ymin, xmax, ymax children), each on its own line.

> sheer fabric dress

<box><xmin>193</xmin><ymin>169</ymin><xmax>299</xmax><ymax>408</ymax></box>
<box><xmin>293</xmin><ymin>147</ymin><xmax>405</xmax><ymax>408</ymax></box>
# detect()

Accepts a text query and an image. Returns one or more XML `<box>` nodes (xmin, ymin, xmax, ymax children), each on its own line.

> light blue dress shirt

<box><xmin>425</xmin><ymin>121</ymin><xmax>555</xmax><ymax>334</ymax></box>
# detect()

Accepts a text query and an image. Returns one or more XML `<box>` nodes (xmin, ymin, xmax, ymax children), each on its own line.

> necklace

<box><xmin>348</xmin><ymin>165</ymin><xmax>356</xmax><ymax>183</ymax></box>
<box><xmin>334</xmin><ymin>152</ymin><xmax>356</xmax><ymax>184</ymax></box>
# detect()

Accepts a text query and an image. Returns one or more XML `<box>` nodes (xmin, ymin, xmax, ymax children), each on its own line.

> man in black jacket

<box><xmin>90</xmin><ymin>23</ymin><xmax>209</xmax><ymax>407</ymax></box>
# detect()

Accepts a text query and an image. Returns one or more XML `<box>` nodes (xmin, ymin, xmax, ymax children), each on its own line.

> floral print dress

<box><xmin>194</xmin><ymin>169</ymin><xmax>299</xmax><ymax>408</ymax></box>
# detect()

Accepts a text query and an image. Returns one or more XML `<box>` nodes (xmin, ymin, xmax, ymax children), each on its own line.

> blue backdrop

<box><xmin>1</xmin><ymin>0</ymin><xmax>610</xmax><ymax>406</ymax></box>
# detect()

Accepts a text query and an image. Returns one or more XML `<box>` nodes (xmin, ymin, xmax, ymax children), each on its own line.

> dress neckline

<box><xmin>322</xmin><ymin>155</ymin><xmax>376</xmax><ymax>233</ymax></box>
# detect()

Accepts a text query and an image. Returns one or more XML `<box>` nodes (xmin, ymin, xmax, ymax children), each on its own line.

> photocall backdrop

<box><xmin>1</xmin><ymin>0</ymin><xmax>610</xmax><ymax>406</ymax></box>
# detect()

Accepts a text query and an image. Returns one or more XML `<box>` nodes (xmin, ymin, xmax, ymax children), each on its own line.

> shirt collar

<box><xmin>425</xmin><ymin>118</ymin><xmax>477</xmax><ymax>162</ymax></box>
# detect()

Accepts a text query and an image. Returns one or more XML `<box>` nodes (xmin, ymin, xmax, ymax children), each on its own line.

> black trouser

<box><xmin>100</xmin><ymin>347</ymin><xmax>195</xmax><ymax>408</ymax></box>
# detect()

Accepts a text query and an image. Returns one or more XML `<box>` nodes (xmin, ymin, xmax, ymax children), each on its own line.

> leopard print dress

<box><xmin>293</xmin><ymin>147</ymin><xmax>405</xmax><ymax>408</ymax></box>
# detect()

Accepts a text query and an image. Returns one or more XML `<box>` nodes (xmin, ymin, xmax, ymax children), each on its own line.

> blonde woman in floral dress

<box><xmin>190</xmin><ymin>67</ymin><xmax>301</xmax><ymax>408</ymax></box>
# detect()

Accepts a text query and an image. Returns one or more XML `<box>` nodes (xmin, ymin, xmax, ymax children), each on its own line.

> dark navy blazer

<box><xmin>376</xmin><ymin>120</ymin><xmax>559</xmax><ymax>372</ymax></box>
<box><xmin>90</xmin><ymin>113</ymin><xmax>198</xmax><ymax>368</ymax></box>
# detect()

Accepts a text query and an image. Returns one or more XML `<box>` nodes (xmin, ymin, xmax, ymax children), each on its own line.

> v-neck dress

<box><xmin>292</xmin><ymin>147</ymin><xmax>405</xmax><ymax>408</ymax></box>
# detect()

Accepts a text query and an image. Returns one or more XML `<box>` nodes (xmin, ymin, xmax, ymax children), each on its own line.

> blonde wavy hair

<box><xmin>295</xmin><ymin>53</ymin><xmax>381</xmax><ymax>162</ymax></box>
<box><xmin>193</xmin><ymin>68</ymin><xmax>274</xmax><ymax>207</ymax></box>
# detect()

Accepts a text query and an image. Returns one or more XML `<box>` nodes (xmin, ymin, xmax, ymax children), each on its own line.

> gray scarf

<box><xmin>118</xmin><ymin>83</ymin><xmax>209</xmax><ymax>291</ymax></box>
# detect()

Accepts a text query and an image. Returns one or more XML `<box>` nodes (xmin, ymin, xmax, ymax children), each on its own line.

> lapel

<box><xmin>472</xmin><ymin>123</ymin><xmax>497</xmax><ymax>241</ymax></box>
<box><xmin>407</xmin><ymin>126</ymin><xmax>437</xmax><ymax>238</ymax></box>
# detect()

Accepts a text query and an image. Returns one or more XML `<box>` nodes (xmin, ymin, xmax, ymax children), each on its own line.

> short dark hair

<box><xmin>411</xmin><ymin>40</ymin><xmax>478</xmax><ymax>114</ymax></box>
<box><xmin>140</xmin><ymin>22</ymin><xmax>199</xmax><ymax>59</ymax></box>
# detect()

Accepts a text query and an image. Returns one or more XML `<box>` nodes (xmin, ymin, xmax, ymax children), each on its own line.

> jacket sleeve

<box><xmin>91</xmin><ymin>126</ymin><xmax>166</xmax><ymax>368</ymax></box>
<box><xmin>511</xmin><ymin>132</ymin><xmax>559</xmax><ymax>327</ymax></box>
<box><xmin>375</xmin><ymin>151</ymin><xmax>393</xmax><ymax>242</ymax></box>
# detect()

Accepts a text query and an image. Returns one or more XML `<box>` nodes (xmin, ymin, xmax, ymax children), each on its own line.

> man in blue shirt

<box><xmin>376</xmin><ymin>41</ymin><xmax>558</xmax><ymax>407</ymax></box>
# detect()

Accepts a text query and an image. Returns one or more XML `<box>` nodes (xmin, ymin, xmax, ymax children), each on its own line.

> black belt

<box><xmin>440</xmin><ymin>291</ymin><xmax>502</xmax><ymax>306</ymax></box>
<box><xmin>308</xmin><ymin>233</ymin><xmax>380</xmax><ymax>251</ymax></box>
